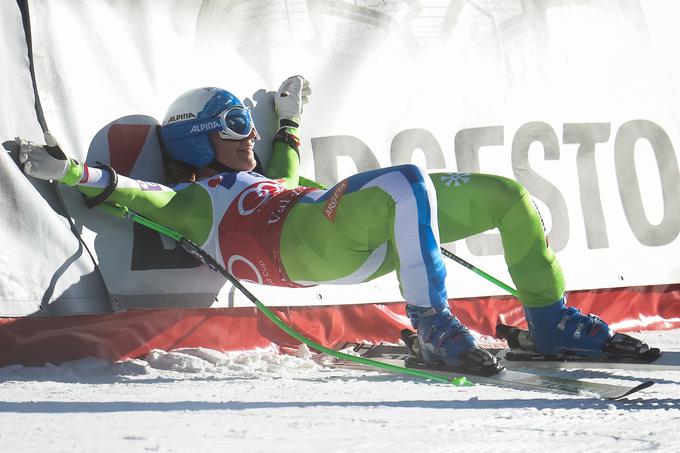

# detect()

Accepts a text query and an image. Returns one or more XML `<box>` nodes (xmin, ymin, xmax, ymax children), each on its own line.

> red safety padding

<box><xmin>2</xmin><ymin>284</ymin><xmax>680</xmax><ymax>366</ymax></box>
<box><xmin>108</xmin><ymin>123</ymin><xmax>152</xmax><ymax>176</ymax></box>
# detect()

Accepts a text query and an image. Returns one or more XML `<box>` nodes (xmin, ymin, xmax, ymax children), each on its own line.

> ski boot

<box><xmin>405</xmin><ymin>305</ymin><xmax>503</xmax><ymax>376</ymax></box>
<box><xmin>504</xmin><ymin>297</ymin><xmax>660</xmax><ymax>361</ymax></box>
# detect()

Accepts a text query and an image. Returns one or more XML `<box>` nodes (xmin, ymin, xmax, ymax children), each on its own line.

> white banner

<box><xmin>0</xmin><ymin>1</ymin><xmax>110</xmax><ymax>316</ymax></box>
<box><xmin>11</xmin><ymin>0</ymin><xmax>680</xmax><ymax>310</ymax></box>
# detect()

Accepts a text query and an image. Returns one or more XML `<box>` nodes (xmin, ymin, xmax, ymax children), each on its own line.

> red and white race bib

<box><xmin>218</xmin><ymin>181</ymin><xmax>314</xmax><ymax>287</ymax></box>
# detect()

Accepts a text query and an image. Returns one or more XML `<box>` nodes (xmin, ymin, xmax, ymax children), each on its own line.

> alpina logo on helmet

<box><xmin>167</xmin><ymin>112</ymin><xmax>196</xmax><ymax>123</ymax></box>
<box><xmin>190</xmin><ymin>120</ymin><xmax>222</xmax><ymax>134</ymax></box>
<box><xmin>161</xmin><ymin>87</ymin><xmax>247</xmax><ymax>167</ymax></box>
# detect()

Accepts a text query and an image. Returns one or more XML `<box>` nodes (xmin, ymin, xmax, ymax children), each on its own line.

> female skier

<box><xmin>18</xmin><ymin>76</ymin><xmax>652</xmax><ymax>371</ymax></box>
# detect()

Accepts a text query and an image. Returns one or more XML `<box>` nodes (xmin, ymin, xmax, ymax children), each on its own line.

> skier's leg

<box><xmin>430</xmin><ymin>172</ymin><xmax>564</xmax><ymax>307</ymax></box>
<box><xmin>431</xmin><ymin>172</ymin><xmax>650</xmax><ymax>358</ymax></box>
<box><xmin>281</xmin><ymin>164</ymin><xmax>447</xmax><ymax>310</ymax></box>
<box><xmin>281</xmin><ymin>165</ymin><xmax>495</xmax><ymax>368</ymax></box>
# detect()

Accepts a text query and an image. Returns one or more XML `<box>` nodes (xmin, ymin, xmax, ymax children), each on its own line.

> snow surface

<box><xmin>1</xmin><ymin>330</ymin><xmax>680</xmax><ymax>453</ymax></box>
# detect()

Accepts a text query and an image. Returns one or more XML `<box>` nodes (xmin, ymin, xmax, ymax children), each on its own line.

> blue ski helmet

<box><xmin>160</xmin><ymin>87</ymin><xmax>254</xmax><ymax>167</ymax></box>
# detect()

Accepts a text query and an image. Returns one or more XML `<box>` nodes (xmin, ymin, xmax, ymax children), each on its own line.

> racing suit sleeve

<box><xmin>266</xmin><ymin>127</ymin><xmax>326</xmax><ymax>190</ymax></box>
<box><xmin>76</xmin><ymin>170</ymin><xmax>213</xmax><ymax>245</ymax></box>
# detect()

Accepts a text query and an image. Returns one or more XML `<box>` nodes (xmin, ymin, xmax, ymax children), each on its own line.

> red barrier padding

<box><xmin>2</xmin><ymin>284</ymin><xmax>680</xmax><ymax>366</ymax></box>
<box><xmin>108</xmin><ymin>124</ymin><xmax>152</xmax><ymax>176</ymax></box>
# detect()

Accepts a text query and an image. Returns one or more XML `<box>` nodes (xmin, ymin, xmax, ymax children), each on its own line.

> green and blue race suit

<box><xmin>75</xmin><ymin>127</ymin><xmax>563</xmax><ymax>309</ymax></box>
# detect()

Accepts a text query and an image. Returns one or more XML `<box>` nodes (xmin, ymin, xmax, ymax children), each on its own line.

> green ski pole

<box><xmin>113</xmin><ymin>207</ymin><xmax>473</xmax><ymax>388</ymax></box>
<box><xmin>440</xmin><ymin>247</ymin><xmax>518</xmax><ymax>298</ymax></box>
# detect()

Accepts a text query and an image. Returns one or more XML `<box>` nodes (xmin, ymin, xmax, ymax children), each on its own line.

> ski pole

<box><xmin>440</xmin><ymin>247</ymin><xmax>519</xmax><ymax>298</ymax></box>
<box><xmin>115</xmin><ymin>207</ymin><xmax>472</xmax><ymax>387</ymax></box>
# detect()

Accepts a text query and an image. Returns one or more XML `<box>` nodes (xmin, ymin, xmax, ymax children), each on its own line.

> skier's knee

<box><xmin>488</xmin><ymin>175</ymin><xmax>526</xmax><ymax>204</ymax></box>
<box><xmin>394</xmin><ymin>163</ymin><xmax>430</xmax><ymax>185</ymax></box>
<box><xmin>475</xmin><ymin>174</ymin><xmax>528</xmax><ymax>219</ymax></box>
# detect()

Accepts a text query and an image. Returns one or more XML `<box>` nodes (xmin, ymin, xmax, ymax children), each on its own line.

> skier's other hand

<box><xmin>17</xmin><ymin>131</ymin><xmax>83</xmax><ymax>186</ymax></box>
<box><xmin>275</xmin><ymin>75</ymin><xmax>311</xmax><ymax>129</ymax></box>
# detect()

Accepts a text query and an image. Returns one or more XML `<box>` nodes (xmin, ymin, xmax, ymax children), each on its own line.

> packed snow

<box><xmin>1</xmin><ymin>329</ymin><xmax>679</xmax><ymax>453</ymax></box>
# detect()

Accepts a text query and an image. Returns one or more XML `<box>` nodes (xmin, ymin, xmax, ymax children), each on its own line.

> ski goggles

<box><xmin>217</xmin><ymin>105</ymin><xmax>255</xmax><ymax>140</ymax></box>
<box><xmin>167</xmin><ymin>105</ymin><xmax>256</xmax><ymax>142</ymax></box>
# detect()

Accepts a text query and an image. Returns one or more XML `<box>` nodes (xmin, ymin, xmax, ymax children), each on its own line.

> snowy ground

<box><xmin>1</xmin><ymin>330</ymin><xmax>680</xmax><ymax>453</ymax></box>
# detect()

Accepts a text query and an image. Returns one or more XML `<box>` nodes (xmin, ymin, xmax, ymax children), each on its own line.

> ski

<box><xmin>494</xmin><ymin>324</ymin><xmax>680</xmax><ymax>371</ymax></box>
<box><xmin>333</xmin><ymin>339</ymin><xmax>680</xmax><ymax>372</ymax></box>
<box><xmin>324</xmin><ymin>341</ymin><xmax>655</xmax><ymax>400</ymax></box>
<box><xmin>493</xmin><ymin>349</ymin><xmax>680</xmax><ymax>371</ymax></box>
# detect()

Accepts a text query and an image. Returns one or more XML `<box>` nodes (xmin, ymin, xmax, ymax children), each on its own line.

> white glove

<box><xmin>274</xmin><ymin>75</ymin><xmax>311</xmax><ymax>129</ymax></box>
<box><xmin>18</xmin><ymin>131</ymin><xmax>83</xmax><ymax>186</ymax></box>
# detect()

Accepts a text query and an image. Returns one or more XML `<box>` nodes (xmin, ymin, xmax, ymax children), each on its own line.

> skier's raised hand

<box><xmin>275</xmin><ymin>75</ymin><xmax>311</xmax><ymax>129</ymax></box>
